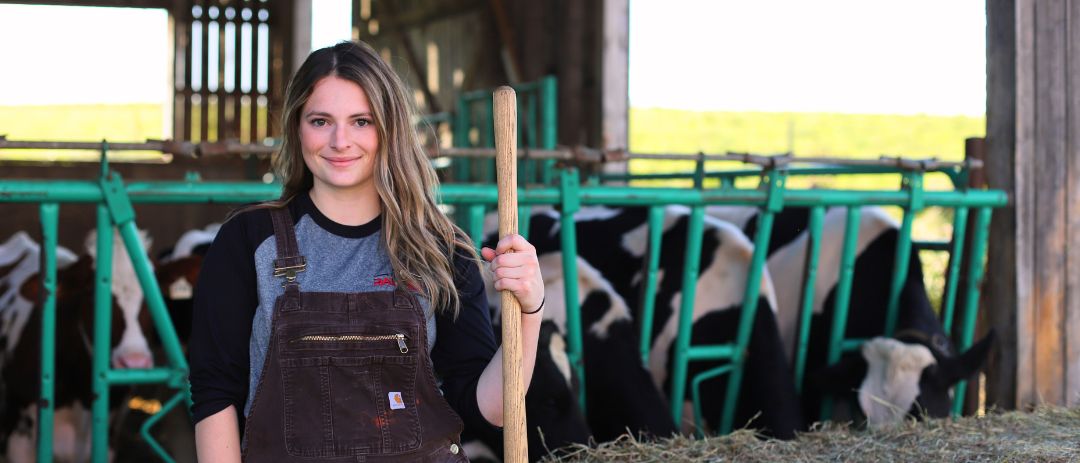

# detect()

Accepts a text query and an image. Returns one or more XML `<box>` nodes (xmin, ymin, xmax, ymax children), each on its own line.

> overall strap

<box><xmin>269</xmin><ymin>206</ymin><xmax>305</xmax><ymax>304</ymax></box>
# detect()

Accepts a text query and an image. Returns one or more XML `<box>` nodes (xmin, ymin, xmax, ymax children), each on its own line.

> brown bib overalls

<box><xmin>242</xmin><ymin>208</ymin><xmax>468</xmax><ymax>462</ymax></box>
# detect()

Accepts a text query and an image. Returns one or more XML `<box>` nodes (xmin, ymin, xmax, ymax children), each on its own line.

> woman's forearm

<box><xmin>195</xmin><ymin>405</ymin><xmax>242</xmax><ymax>463</ymax></box>
<box><xmin>475</xmin><ymin>311</ymin><xmax>544</xmax><ymax>427</ymax></box>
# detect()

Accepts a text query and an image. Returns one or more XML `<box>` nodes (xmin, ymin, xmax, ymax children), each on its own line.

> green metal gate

<box><xmin>0</xmin><ymin>148</ymin><xmax>279</xmax><ymax>463</ymax></box>
<box><xmin>0</xmin><ymin>138</ymin><xmax>1007</xmax><ymax>461</ymax></box>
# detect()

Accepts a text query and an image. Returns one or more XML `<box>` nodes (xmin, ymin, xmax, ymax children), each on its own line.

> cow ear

<box><xmin>937</xmin><ymin>329</ymin><xmax>996</xmax><ymax>386</ymax></box>
<box><xmin>811</xmin><ymin>355</ymin><xmax>868</xmax><ymax>394</ymax></box>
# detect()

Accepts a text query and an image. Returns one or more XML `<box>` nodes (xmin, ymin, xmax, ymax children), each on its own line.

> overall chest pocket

<box><xmin>279</xmin><ymin>331</ymin><xmax>422</xmax><ymax>458</ymax></box>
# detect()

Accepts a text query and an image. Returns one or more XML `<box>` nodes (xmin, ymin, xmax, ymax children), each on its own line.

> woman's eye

<box><xmin>310</xmin><ymin>119</ymin><xmax>327</xmax><ymax>127</ymax></box>
<box><xmin>355</xmin><ymin>119</ymin><xmax>372</xmax><ymax>127</ymax></box>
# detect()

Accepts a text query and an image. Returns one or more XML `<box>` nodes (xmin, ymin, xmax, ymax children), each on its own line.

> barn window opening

<box><xmin>0</xmin><ymin>4</ymin><xmax>170</xmax><ymax>162</ymax></box>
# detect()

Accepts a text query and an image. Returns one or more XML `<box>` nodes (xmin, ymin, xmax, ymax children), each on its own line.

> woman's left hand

<box><xmin>481</xmin><ymin>234</ymin><xmax>544</xmax><ymax>314</ymax></box>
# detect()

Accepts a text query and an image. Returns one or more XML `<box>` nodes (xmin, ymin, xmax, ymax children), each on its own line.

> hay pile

<box><xmin>544</xmin><ymin>407</ymin><xmax>1080</xmax><ymax>462</ymax></box>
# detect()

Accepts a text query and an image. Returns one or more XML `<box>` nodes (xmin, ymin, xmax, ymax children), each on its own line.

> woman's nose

<box><xmin>330</xmin><ymin>124</ymin><xmax>351</xmax><ymax>150</ymax></box>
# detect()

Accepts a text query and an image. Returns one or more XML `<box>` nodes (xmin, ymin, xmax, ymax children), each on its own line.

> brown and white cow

<box><xmin>1</xmin><ymin>229</ymin><xmax>155</xmax><ymax>462</ymax></box>
<box><xmin>0</xmin><ymin>231</ymin><xmax>78</xmax><ymax>358</ymax></box>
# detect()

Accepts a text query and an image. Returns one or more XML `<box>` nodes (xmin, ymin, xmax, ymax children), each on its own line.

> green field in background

<box><xmin>0</xmin><ymin>102</ymin><xmax>268</xmax><ymax>162</ymax></box>
<box><xmin>0</xmin><ymin>103</ymin><xmax>166</xmax><ymax>162</ymax></box>
<box><xmin>628</xmin><ymin>108</ymin><xmax>985</xmax><ymax>191</ymax></box>
<box><xmin>630</xmin><ymin>108</ymin><xmax>984</xmax><ymax>158</ymax></box>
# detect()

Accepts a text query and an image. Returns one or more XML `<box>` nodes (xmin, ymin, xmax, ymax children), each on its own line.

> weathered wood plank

<box><xmin>182</xmin><ymin>5</ymin><xmax>194</xmax><ymax>142</ymax></box>
<box><xmin>958</xmin><ymin>138</ymin><xmax>989</xmax><ymax>414</ymax></box>
<box><xmin>600</xmin><ymin>0</ymin><xmax>629</xmax><ymax>179</ymax></box>
<box><xmin>1032</xmin><ymin>0</ymin><xmax>1068</xmax><ymax>406</ymax></box>
<box><xmin>1013</xmin><ymin>0</ymin><xmax>1038</xmax><ymax>409</ymax></box>
<box><xmin>601</xmin><ymin>0</ymin><xmax>628</xmax><ymax>151</ymax></box>
<box><xmin>984</xmin><ymin>0</ymin><xmax>1019</xmax><ymax>410</ymax></box>
<box><xmin>1066</xmin><ymin>0</ymin><xmax>1080</xmax><ymax>408</ymax></box>
<box><xmin>199</xmin><ymin>2</ymin><xmax>211</xmax><ymax>142</ymax></box>
<box><xmin>559</xmin><ymin>0</ymin><xmax>588</xmax><ymax>146</ymax></box>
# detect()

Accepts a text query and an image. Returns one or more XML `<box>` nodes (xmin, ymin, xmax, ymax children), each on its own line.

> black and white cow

<box><xmin>707</xmin><ymin>205</ymin><xmax>995</xmax><ymax>427</ymax></box>
<box><xmin>461</xmin><ymin>318</ymin><xmax>591</xmax><ymax>463</ymax></box>
<box><xmin>538</xmin><ymin>252</ymin><xmax>675</xmax><ymax>442</ymax></box>
<box><xmin>489</xmin><ymin>206</ymin><xmax>803</xmax><ymax>439</ymax></box>
<box><xmin>1</xmin><ymin>229</ymin><xmax>155</xmax><ymax>462</ymax></box>
<box><xmin>474</xmin><ymin>249</ymin><xmax>674</xmax><ymax>462</ymax></box>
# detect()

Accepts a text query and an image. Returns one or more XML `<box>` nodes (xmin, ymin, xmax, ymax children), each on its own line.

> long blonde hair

<box><xmin>254</xmin><ymin>41</ymin><xmax>477</xmax><ymax>316</ymax></box>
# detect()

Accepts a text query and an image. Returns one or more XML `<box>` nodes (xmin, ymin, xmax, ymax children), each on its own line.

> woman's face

<box><xmin>299</xmin><ymin>75</ymin><xmax>380</xmax><ymax>198</ymax></box>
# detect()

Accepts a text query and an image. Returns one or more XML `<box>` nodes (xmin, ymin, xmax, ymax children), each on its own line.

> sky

<box><xmin>630</xmin><ymin>0</ymin><xmax>986</xmax><ymax>115</ymax></box>
<box><xmin>0</xmin><ymin>0</ymin><xmax>985</xmax><ymax>115</ymax></box>
<box><xmin>0</xmin><ymin>4</ymin><xmax>170</xmax><ymax>105</ymax></box>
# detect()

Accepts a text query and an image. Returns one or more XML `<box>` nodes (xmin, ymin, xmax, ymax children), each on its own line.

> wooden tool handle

<box><xmin>494</xmin><ymin>86</ymin><xmax>527</xmax><ymax>463</ymax></box>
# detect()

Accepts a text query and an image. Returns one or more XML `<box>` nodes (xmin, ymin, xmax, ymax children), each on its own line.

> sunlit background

<box><xmin>0</xmin><ymin>1</ymin><xmax>983</xmax><ymax>111</ymax></box>
<box><xmin>0</xmin><ymin>0</ymin><xmax>994</xmax><ymax>424</ymax></box>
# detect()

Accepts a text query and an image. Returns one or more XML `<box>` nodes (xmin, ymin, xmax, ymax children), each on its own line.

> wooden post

<box><xmin>494</xmin><ymin>86</ymin><xmax>527</xmax><ymax>463</ymax></box>
<box><xmin>984</xmin><ymin>0</ymin><xmax>1020</xmax><ymax>411</ymax></box>
<box><xmin>956</xmin><ymin>137</ymin><xmax>989</xmax><ymax>415</ymax></box>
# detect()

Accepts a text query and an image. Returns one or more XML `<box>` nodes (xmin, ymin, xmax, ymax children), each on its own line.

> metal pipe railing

<box><xmin>2</xmin><ymin>134</ymin><xmax>1009</xmax><ymax>454</ymax></box>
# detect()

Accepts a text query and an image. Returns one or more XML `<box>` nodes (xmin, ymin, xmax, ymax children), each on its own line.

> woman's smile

<box><xmin>321</xmin><ymin>154</ymin><xmax>363</xmax><ymax>168</ymax></box>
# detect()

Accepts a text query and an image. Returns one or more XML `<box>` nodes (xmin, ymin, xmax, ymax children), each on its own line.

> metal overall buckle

<box><xmin>273</xmin><ymin>260</ymin><xmax>307</xmax><ymax>287</ymax></box>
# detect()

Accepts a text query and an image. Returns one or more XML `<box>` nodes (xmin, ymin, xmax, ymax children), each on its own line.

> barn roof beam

<box><xmin>380</xmin><ymin>0</ymin><xmax>443</xmax><ymax>113</ymax></box>
<box><xmin>387</xmin><ymin>0</ymin><xmax>484</xmax><ymax>29</ymax></box>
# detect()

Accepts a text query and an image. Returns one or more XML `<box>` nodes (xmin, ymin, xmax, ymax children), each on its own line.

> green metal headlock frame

<box><xmin>3</xmin><ymin>145</ymin><xmax>1007</xmax><ymax>456</ymax></box>
<box><xmin>450</xmin><ymin>77</ymin><xmax>557</xmax><ymax>241</ymax></box>
<box><xmin>0</xmin><ymin>149</ymin><xmax>279</xmax><ymax>463</ymax></box>
<box><xmin>452</xmin><ymin>76</ymin><xmax>558</xmax><ymax>185</ymax></box>
<box><xmin>951</xmin><ymin>207</ymin><xmax>993</xmax><ymax>416</ymax></box>
<box><xmin>438</xmin><ymin>161</ymin><xmax>1006</xmax><ymax>434</ymax></box>
<box><xmin>604</xmin><ymin>159</ymin><xmax>1007</xmax><ymax>426</ymax></box>
<box><xmin>681</xmin><ymin>169</ymin><xmax>786</xmax><ymax>434</ymax></box>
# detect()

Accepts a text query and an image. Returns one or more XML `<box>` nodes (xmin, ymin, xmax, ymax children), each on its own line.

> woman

<box><xmin>189</xmin><ymin>41</ymin><xmax>545</xmax><ymax>462</ymax></box>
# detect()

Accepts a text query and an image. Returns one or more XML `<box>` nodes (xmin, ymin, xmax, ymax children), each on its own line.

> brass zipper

<box><xmin>295</xmin><ymin>333</ymin><xmax>408</xmax><ymax>353</ymax></box>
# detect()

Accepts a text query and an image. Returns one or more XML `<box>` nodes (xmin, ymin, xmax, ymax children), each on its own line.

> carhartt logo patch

<box><xmin>374</xmin><ymin>275</ymin><xmax>396</xmax><ymax>287</ymax></box>
<box><xmin>388</xmin><ymin>391</ymin><xmax>405</xmax><ymax>410</ymax></box>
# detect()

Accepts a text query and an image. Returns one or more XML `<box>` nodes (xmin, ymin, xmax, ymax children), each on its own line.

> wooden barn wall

<box><xmin>986</xmin><ymin>0</ymin><xmax>1080</xmax><ymax>408</ymax></box>
<box><xmin>172</xmin><ymin>0</ymin><xmax>295</xmax><ymax>144</ymax></box>
<box><xmin>1</xmin><ymin>158</ymin><xmax>271</xmax><ymax>259</ymax></box>
<box><xmin>353</xmin><ymin>0</ymin><xmax>604</xmax><ymax>148</ymax></box>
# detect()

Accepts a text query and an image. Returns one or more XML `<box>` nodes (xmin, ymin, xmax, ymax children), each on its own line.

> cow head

<box><xmin>85</xmin><ymin>229</ymin><xmax>155</xmax><ymax>369</ymax></box>
<box><xmin>20</xmin><ymin>229</ymin><xmax>155</xmax><ymax>370</ymax></box>
<box><xmin>814</xmin><ymin>329</ymin><xmax>996</xmax><ymax>427</ymax></box>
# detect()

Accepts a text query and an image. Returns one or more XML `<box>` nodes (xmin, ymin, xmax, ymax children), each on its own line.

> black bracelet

<box><xmin>521</xmin><ymin>296</ymin><xmax>544</xmax><ymax>315</ymax></box>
